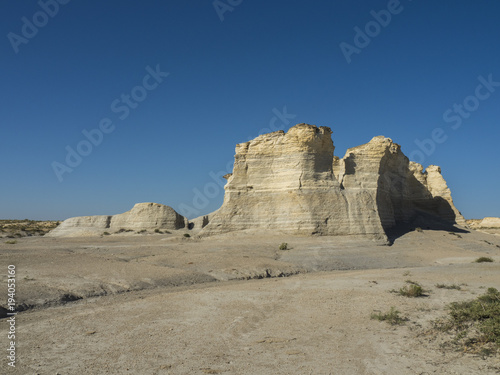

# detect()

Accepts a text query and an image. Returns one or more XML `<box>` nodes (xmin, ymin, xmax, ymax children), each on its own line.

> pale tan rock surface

<box><xmin>110</xmin><ymin>202</ymin><xmax>186</xmax><ymax>230</ymax></box>
<box><xmin>47</xmin><ymin>203</ymin><xmax>186</xmax><ymax>237</ymax></box>
<box><xmin>45</xmin><ymin>215</ymin><xmax>111</xmax><ymax>237</ymax></box>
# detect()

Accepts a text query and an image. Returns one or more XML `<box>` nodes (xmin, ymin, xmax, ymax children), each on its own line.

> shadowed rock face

<box><xmin>200</xmin><ymin>124</ymin><xmax>465</xmax><ymax>238</ymax></box>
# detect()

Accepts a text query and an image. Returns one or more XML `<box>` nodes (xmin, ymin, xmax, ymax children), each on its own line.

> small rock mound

<box><xmin>47</xmin><ymin>203</ymin><xmax>186</xmax><ymax>237</ymax></box>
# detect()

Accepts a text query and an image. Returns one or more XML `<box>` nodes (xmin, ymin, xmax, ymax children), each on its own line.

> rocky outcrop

<box><xmin>110</xmin><ymin>202</ymin><xmax>186</xmax><ymax>230</ymax></box>
<box><xmin>47</xmin><ymin>203</ymin><xmax>186</xmax><ymax>237</ymax></box>
<box><xmin>199</xmin><ymin>124</ymin><xmax>384</xmax><ymax>237</ymax></box>
<box><xmin>50</xmin><ymin>123</ymin><xmax>467</xmax><ymax>239</ymax></box>
<box><xmin>46</xmin><ymin>215</ymin><xmax>112</xmax><ymax>237</ymax></box>
<box><xmin>467</xmin><ymin>217</ymin><xmax>500</xmax><ymax>229</ymax></box>
<box><xmin>200</xmin><ymin>124</ymin><xmax>466</xmax><ymax>238</ymax></box>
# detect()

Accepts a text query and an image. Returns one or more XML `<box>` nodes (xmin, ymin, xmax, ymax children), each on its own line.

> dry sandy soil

<box><xmin>1</xmin><ymin>227</ymin><xmax>500</xmax><ymax>374</ymax></box>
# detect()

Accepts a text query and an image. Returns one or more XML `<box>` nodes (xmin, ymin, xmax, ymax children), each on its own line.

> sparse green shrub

<box><xmin>415</xmin><ymin>227</ymin><xmax>423</xmax><ymax>233</ymax></box>
<box><xmin>398</xmin><ymin>281</ymin><xmax>425</xmax><ymax>297</ymax></box>
<box><xmin>155</xmin><ymin>229</ymin><xmax>162</xmax><ymax>233</ymax></box>
<box><xmin>434</xmin><ymin>287</ymin><xmax>500</xmax><ymax>354</ymax></box>
<box><xmin>436</xmin><ymin>284</ymin><xmax>461</xmax><ymax>290</ymax></box>
<box><xmin>103</xmin><ymin>232</ymin><xmax>110</xmax><ymax>235</ymax></box>
<box><xmin>138</xmin><ymin>229</ymin><xmax>147</xmax><ymax>234</ymax></box>
<box><xmin>5</xmin><ymin>240</ymin><xmax>17</xmax><ymax>244</ymax></box>
<box><xmin>475</xmin><ymin>257</ymin><xmax>494</xmax><ymax>263</ymax></box>
<box><xmin>371</xmin><ymin>307</ymin><xmax>407</xmax><ymax>325</ymax></box>
<box><xmin>279</xmin><ymin>242</ymin><xmax>288</xmax><ymax>250</ymax></box>
<box><xmin>183</xmin><ymin>233</ymin><xmax>191</xmax><ymax>238</ymax></box>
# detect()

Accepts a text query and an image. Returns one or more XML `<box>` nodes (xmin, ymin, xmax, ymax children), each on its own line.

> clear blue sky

<box><xmin>1</xmin><ymin>0</ymin><xmax>499</xmax><ymax>220</ymax></box>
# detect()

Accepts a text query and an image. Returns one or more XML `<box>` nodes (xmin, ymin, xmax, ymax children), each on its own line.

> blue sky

<box><xmin>1</xmin><ymin>0</ymin><xmax>499</xmax><ymax>220</ymax></box>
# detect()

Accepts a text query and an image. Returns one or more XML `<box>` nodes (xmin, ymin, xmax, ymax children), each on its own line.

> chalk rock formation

<box><xmin>110</xmin><ymin>202</ymin><xmax>186</xmax><ymax>230</ymax></box>
<box><xmin>47</xmin><ymin>203</ymin><xmax>186</xmax><ymax>237</ymax></box>
<box><xmin>46</xmin><ymin>215</ymin><xmax>112</xmax><ymax>237</ymax></box>
<box><xmin>49</xmin><ymin>123</ymin><xmax>466</xmax><ymax>239</ymax></box>
<box><xmin>467</xmin><ymin>217</ymin><xmax>500</xmax><ymax>229</ymax></box>
<box><xmin>200</xmin><ymin>124</ymin><xmax>465</xmax><ymax>237</ymax></box>
<box><xmin>200</xmin><ymin>124</ymin><xmax>374</xmax><ymax>236</ymax></box>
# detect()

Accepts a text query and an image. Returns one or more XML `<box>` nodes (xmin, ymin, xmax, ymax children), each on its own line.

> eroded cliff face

<box><xmin>201</xmin><ymin>124</ymin><xmax>465</xmax><ymax>237</ymax></box>
<box><xmin>201</xmin><ymin>125</ymin><xmax>385</xmax><ymax>238</ymax></box>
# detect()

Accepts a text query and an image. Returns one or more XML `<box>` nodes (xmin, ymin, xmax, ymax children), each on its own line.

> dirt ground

<box><xmin>1</xmin><ymin>227</ymin><xmax>500</xmax><ymax>374</ymax></box>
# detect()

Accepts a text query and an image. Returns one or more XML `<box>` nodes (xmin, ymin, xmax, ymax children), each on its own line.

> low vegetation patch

<box><xmin>436</xmin><ymin>284</ymin><xmax>462</xmax><ymax>290</ymax></box>
<box><xmin>5</xmin><ymin>240</ymin><xmax>17</xmax><ymax>244</ymax></box>
<box><xmin>393</xmin><ymin>280</ymin><xmax>426</xmax><ymax>298</ymax></box>
<box><xmin>475</xmin><ymin>257</ymin><xmax>494</xmax><ymax>263</ymax></box>
<box><xmin>279</xmin><ymin>242</ymin><xmax>288</xmax><ymax>250</ymax></box>
<box><xmin>183</xmin><ymin>233</ymin><xmax>191</xmax><ymax>238</ymax></box>
<box><xmin>116</xmin><ymin>228</ymin><xmax>133</xmax><ymax>233</ymax></box>
<box><xmin>103</xmin><ymin>232</ymin><xmax>110</xmax><ymax>236</ymax></box>
<box><xmin>0</xmin><ymin>219</ymin><xmax>60</xmax><ymax>237</ymax></box>
<box><xmin>371</xmin><ymin>307</ymin><xmax>407</xmax><ymax>325</ymax></box>
<box><xmin>415</xmin><ymin>227</ymin><xmax>423</xmax><ymax>233</ymax></box>
<box><xmin>433</xmin><ymin>287</ymin><xmax>500</xmax><ymax>355</ymax></box>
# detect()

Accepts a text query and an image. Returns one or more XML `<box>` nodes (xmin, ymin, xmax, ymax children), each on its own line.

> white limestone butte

<box><xmin>48</xmin><ymin>124</ymin><xmax>466</xmax><ymax>238</ymax></box>
<box><xmin>200</xmin><ymin>124</ymin><xmax>465</xmax><ymax>237</ymax></box>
